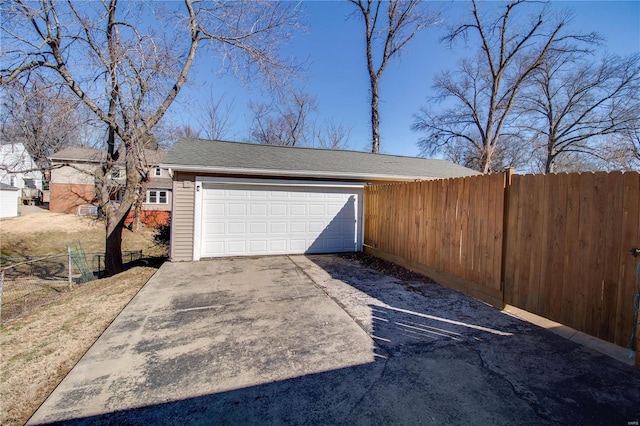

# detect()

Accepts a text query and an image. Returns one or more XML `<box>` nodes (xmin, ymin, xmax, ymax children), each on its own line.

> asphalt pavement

<box><xmin>28</xmin><ymin>255</ymin><xmax>640</xmax><ymax>425</ymax></box>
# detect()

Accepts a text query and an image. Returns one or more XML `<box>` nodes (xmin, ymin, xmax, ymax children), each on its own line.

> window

<box><xmin>146</xmin><ymin>190</ymin><xmax>168</xmax><ymax>204</ymax></box>
<box><xmin>153</xmin><ymin>167</ymin><xmax>162</xmax><ymax>177</ymax></box>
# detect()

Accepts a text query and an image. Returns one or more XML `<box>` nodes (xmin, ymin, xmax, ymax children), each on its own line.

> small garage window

<box><xmin>146</xmin><ymin>190</ymin><xmax>167</xmax><ymax>204</ymax></box>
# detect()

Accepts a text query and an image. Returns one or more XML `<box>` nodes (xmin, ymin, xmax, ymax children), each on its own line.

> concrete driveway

<box><xmin>29</xmin><ymin>255</ymin><xmax>640</xmax><ymax>425</ymax></box>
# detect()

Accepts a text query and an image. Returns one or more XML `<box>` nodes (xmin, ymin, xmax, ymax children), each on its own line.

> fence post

<box><xmin>500</xmin><ymin>168</ymin><xmax>515</xmax><ymax>301</ymax></box>
<box><xmin>68</xmin><ymin>246</ymin><xmax>73</xmax><ymax>289</ymax></box>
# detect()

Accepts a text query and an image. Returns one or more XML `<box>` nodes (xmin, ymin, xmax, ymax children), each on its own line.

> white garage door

<box><xmin>196</xmin><ymin>180</ymin><xmax>363</xmax><ymax>258</ymax></box>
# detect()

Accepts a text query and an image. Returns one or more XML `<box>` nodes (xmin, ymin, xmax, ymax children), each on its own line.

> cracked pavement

<box><xmin>29</xmin><ymin>255</ymin><xmax>640</xmax><ymax>425</ymax></box>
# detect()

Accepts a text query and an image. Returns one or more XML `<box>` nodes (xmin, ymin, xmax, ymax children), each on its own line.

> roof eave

<box><xmin>160</xmin><ymin>163</ymin><xmax>432</xmax><ymax>182</ymax></box>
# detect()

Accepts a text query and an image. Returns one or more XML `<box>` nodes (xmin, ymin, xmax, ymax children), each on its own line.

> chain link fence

<box><xmin>0</xmin><ymin>249</ymin><xmax>142</xmax><ymax>323</ymax></box>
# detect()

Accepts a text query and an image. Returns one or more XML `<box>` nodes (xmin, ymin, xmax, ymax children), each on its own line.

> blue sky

<box><xmin>175</xmin><ymin>1</ymin><xmax>640</xmax><ymax>158</ymax></box>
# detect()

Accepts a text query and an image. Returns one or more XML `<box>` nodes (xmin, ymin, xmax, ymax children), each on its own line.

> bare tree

<box><xmin>622</xmin><ymin>117</ymin><xmax>640</xmax><ymax>164</ymax></box>
<box><xmin>413</xmin><ymin>0</ymin><xmax>599</xmax><ymax>173</ymax></box>
<box><xmin>1</xmin><ymin>77</ymin><xmax>87</xmax><ymax>174</ymax></box>
<box><xmin>200</xmin><ymin>92</ymin><xmax>234</xmax><ymax>140</ymax></box>
<box><xmin>2</xmin><ymin>0</ymin><xmax>300</xmax><ymax>276</ymax></box>
<box><xmin>594</xmin><ymin>117</ymin><xmax>640</xmax><ymax>171</ymax></box>
<box><xmin>348</xmin><ymin>0</ymin><xmax>440</xmax><ymax>153</ymax></box>
<box><xmin>174</xmin><ymin>124</ymin><xmax>202</xmax><ymax>140</ymax></box>
<box><xmin>518</xmin><ymin>53</ymin><xmax>640</xmax><ymax>173</ymax></box>
<box><xmin>249</xmin><ymin>91</ymin><xmax>317</xmax><ymax>146</ymax></box>
<box><xmin>314</xmin><ymin>119</ymin><xmax>352</xmax><ymax>150</ymax></box>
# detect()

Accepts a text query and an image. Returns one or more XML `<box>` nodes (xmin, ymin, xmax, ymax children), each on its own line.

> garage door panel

<box><xmin>270</xmin><ymin>204</ymin><xmax>287</xmax><ymax>216</ymax></box>
<box><xmin>227</xmin><ymin>223</ymin><xmax>246</xmax><ymax>234</ymax></box>
<box><xmin>341</xmin><ymin>221</ymin><xmax>356</xmax><ymax>233</ymax></box>
<box><xmin>308</xmin><ymin>221</ymin><xmax>325</xmax><ymax>233</ymax></box>
<box><xmin>228</xmin><ymin>204</ymin><xmax>246</xmax><ymax>216</ymax></box>
<box><xmin>228</xmin><ymin>189</ymin><xmax>248</xmax><ymax>197</ymax></box>
<box><xmin>204</xmin><ymin>241</ymin><xmax>225</xmax><ymax>255</ymax></box>
<box><xmin>200</xmin><ymin>183</ymin><xmax>362</xmax><ymax>257</ymax></box>
<box><xmin>290</xmin><ymin>222</ymin><xmax>306</xmax><ymax>233</ymax></box>
<box><xmin>289</xmin><ymin>204</ymin><xmax>306</xmax><ymax>215</ymax></box>
<box><xmin>326</xmin><ymin>238</ymin><xmax>344</xmax><ymax>250</ymax></box>
<box><xmin>270</xmin><ymin>240</ymin><xmax>287</xmax><ymax>251</ymax></box>
<box><xmin>249</xmin><ymin>222</ymin><xmax>268</xmax><ymax>234</ymax></box>
<box><xmin>249</xmin><ymin>240</ymin><xmax>267</xmax><ymax>252</ymax></box>
<box><xmin>289</xmin><ymin>239</ymin><xmax>307</xmax><ymax>251</ymax></box>
<box><xmin>308</xmin><ymin>205</ymin><xmax>325</xmax><ymax>215</ymax></box>
<box><xmin>250</xmin><ymin>204</ymin><xmax>268</xmax><ymax>216</ymax></box>
<box><xmin>205</xmin><ymin>222</ymin><xmax>225</xmax><ymax>235</ymax></box>
<box><xmin>270</xmin><ymin>222</ymin><xmax>287</xmax><ymax>233</ymax></box>
<box><xmin>228</xmin><ymin>241</ymin><xmax>247</xmax><ymax>253</ymax></box>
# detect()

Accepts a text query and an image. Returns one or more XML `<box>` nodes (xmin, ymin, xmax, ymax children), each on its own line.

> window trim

<box><xmin>146</xmin><ymin>189</ymin><xmax>168</xmax><ymax>204</ymax></box>
<box><xmin>153</xmin><ymin>167</ymin><xmax>162</xmax><ymax>177</ymax></box>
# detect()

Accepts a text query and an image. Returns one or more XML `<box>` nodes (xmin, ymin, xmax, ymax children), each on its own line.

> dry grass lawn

<box><xmin>0</xmin><ymin>208</ymin><xmax>165</xmax><ymax>425</ymax></box>
<box><xmin>0</xmin><ymin>207</ymin><xmax>166</xmax><ymax>257</ymax></box>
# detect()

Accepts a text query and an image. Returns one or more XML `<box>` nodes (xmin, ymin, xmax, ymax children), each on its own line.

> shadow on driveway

<box><xmin>29</xmin><ymin>255</ymin><xmax>640</xmax><ymax>425</ymax></box>
<box><xmin>302</xmin><ymin>254</ymin><xmax>640</xmax><ymax>425</ymax></box>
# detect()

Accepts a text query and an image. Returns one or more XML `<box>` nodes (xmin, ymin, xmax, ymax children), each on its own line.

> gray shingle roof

<box><xmin>49</xmin><ymin>147</ymin><xmax>166</xmax><ymax>165</ymax></box>
<box><xmin>163</xmin><ymin>138</ymin><xmax>479</xmax><ymax>181</ymax></box>
<box><xmin>0</xmin><ymin>182</ymin><xmax>20</xmax><ymax>191</ymax></box>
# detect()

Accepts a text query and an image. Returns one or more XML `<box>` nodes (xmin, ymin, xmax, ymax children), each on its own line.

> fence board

<box><xmin>586</xmin><ymin>172</ymin><xmax>608</xmax><ymax>338</ymax></box>
<box><xmin>601</xmin><ymin>172</ymin><xmax>624</xmax><ymax>342</ymax></box>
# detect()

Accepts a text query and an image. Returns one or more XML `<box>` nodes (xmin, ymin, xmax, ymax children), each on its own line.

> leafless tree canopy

<box><xmin>0</xmin><ymin>77</ymin><xmax>89</xmax><ymax>173</ymax></box>
<box><xmin>200</xmin><ymin>92</ymin><xmax>234</xmax><ymax>141</ymax></box>
<box><xmin>349</xmin><ymin>0</ymin><xmax>441</xmax><ymax>154</ymax></box>
<box><xmin>518</xmin><ymin>53</ymin><xmax>640</xmax><ymax>173</ymax></box>
<box><xmin>413</xmin><ymin>0</ymin><xmax>601</xmax><ymax>173</ymax></box>
<box><xmin>314</xmin><ymin>119</ymin><xmax>352</xmax><ymax>150</ymax></box>
<box><xmin>249</xmin><ymin>91</ymin><xmax>318</xmax><ymax>147</ymax></box>
<box><xmin>1</xmin><ymin>0</ymin><xmax>301</xmax><ymax>276</ymax></box>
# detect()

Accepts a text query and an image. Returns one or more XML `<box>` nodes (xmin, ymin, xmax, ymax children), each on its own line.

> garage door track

<box><xmin>29</xmin><ymin>255</ymin><xmax>640</xmax><ymax>425</ymax></box>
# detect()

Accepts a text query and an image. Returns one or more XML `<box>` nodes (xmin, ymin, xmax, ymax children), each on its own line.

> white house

<box><xmin>0</xmin><ymin>142</ymin><xmax>44</xmax><ymax>204</ymax></box>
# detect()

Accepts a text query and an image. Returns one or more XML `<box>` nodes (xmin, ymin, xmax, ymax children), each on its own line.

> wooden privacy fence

<box><xmin>364</xmin><ymin>170</ymin><xmax>640</xmax><ymax>349</ymax></box>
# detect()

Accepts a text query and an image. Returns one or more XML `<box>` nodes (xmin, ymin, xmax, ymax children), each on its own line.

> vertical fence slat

<box><xmin>538</xmin><ymin>174</ymin><xmax>560</xmax><ymax>319</ymax></box>
<box><xmin>560</xmin><ymin>173</ymin><xmax>581</xmax><ymax>326</ymax></box>
<box><xmin>601</xmin><ymin>172</ymin><xmax>624</xmax><ymax>342</ymax></box>
<box><xmin>586</xmin><ymin>172</ymin><xmax>608</xmax><ymax>338</ymax></box>
<box><xmin>574</xmin><ymin>173</ymin><xmax>594</xmax><ymax>333</ymax></box>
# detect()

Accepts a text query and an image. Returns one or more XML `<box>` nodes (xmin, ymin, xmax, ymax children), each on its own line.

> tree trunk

<box><xmin>545</xmin><ymin>143</ymin><xmax>556</xmax><ymax>174</ymax></box>
<box><xmin>480</xmin><ymin>145</ymin><xmax>494</xmax><ymax>174</ymax></box>
<box><xmin>370</xmin><ymin>76</ymin><xmax>380</xmax><ymax>154</ymax></box>
<box><xmin>104</xmin><ymin>215</ymin><xmax>126</xmax><ymax>277</ymax></box>
<box><xmin>131</xmin><ymin>188</ymin><xmax>144</xmax><ymax>232</ymax></box>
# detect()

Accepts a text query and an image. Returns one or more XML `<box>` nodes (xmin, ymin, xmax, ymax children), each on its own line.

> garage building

<box><xmin>162</xmin><ymin>138</ymin><xmax>478</xmax><ymax>261</ymax></box>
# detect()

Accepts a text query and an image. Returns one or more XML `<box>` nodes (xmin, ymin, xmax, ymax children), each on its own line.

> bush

<box><xmin>153</xmin><ymin>220</ymin><xmax>170</xmax><ymax>248</ymax></box>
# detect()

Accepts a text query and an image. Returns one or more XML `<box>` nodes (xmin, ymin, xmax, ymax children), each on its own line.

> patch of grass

<box><xmin>1</xmin><ymin>211</ymin><xmax>165</xmax><ymax>425</ymax></box>
<box><xmin>0</xmin><ymin>266</ymin><xmax>157</xmax><ymax>425</ymax></box>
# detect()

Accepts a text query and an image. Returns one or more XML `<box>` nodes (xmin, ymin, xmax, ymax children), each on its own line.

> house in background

<box><xmin>162</xmin><ymin>138</ymin><xmax>479</xmax><ymax>262</ymax></box>
<box><xmin>0</xmin><ymin>183</ymin><xmax>21</xmax><ymax>219</ymax></box>
<box><xmin>48</xmin><ymin>147</ymin><xmax>172</xmax><ymax>226</ymax></box>
<box><xmin>0</xmin><ymin>142</ymin><xmax>44</xmax><ymax>205</ymax></box>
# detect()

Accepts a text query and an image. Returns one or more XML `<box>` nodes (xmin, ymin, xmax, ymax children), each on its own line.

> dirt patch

<box><xmin>0</xmin><ymin>267</ymin><xmax>156</xmax><ymax>426</ymax></box>
<box><xmin>339</xmin><ymin>252</ymin><xmax>435</xmax><ymax>283</ymax></box>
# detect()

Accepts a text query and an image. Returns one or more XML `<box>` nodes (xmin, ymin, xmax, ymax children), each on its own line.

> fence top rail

<box><xmin>0</xmin><ymin>254</ymin><xmax>68</xmax><ymax>271</ymax></box>
<box><xmin>0</xmin><ymin>249</ymin><xmax>142</xmax><ymax>272</ymax></box>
